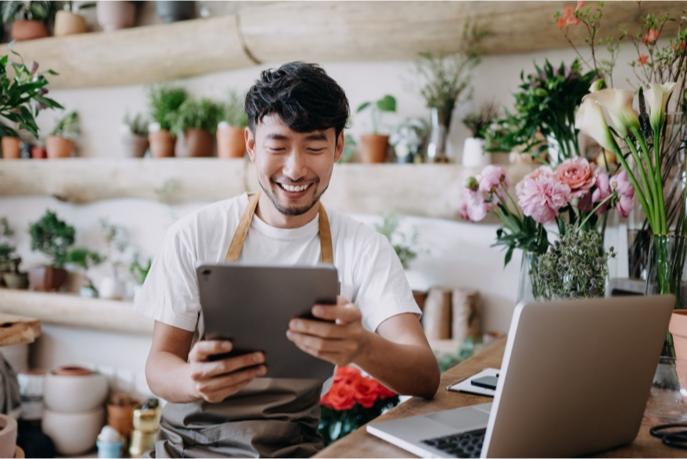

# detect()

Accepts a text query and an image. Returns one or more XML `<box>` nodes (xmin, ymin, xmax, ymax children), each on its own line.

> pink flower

<box><xmin>458</xmin><ymin>189</ymin><xmax>492</xmax><ymax>222</ymax></box>
<box><xmin>554</xmin><ymin>157</ymin><xmax>596</xmax><ymax>198</ymax></box>
<box><xmin>590</xmin><ymin>170</ymin><xmax>611</xmax><ymax>214</ymax></box>
<box><xmin>638</xmin><ymin>54</ymin><xmax>649</xmax><ymax>66</ymax></box>
<box><xmin>557</xmin><ymin>5</ymin><xmax>580</xmax><ymax>29</ymax></box>
<box><xmin>516</xmin><ymin>171</ymin><xmax>571</xmax><ymax>224</ymax></box>
<box><xmin>610</xmin><ymin>171</ymin><xmax>635</xmax><ymax>218</ymax></box>
<box><xmin>478</xmin><ymin>165</ymin><xmax>508</xmax><ymax>194</ymax></box>
<box><xmin>643</xmin><ymin>29</ymin><xmax>660</xmax><ymax>45</ymax></box>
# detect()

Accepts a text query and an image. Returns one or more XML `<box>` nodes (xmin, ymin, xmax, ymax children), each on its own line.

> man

<box><xmin>136</xmin><ymin>62</ymin><xmax>440</xmax><ymax>458</ymax></box>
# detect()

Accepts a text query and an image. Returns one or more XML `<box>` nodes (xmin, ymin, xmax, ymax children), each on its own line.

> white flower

<box><xmin>646</xmin><ymin>82</ymin><xmax>676</xmax><ymax>132</ymax></box>
<box><xmin>585</xmin><ymin>89</ymin><xmax>639</xmax><ymax>138</ymax></box>
<box><xmin>575</xmin><ymin>97</ymin><xmax>615</xmax><ymax>152</ymax></box>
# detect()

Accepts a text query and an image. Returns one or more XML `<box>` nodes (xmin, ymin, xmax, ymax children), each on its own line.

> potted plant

<box><xmin>31</xmin><ymin>140</ymin><xmax>48</xmax><ymax>159</ymax></box>
<box><xmin>54</xmin><ymin>1</ymin><xmax>95</xmax><ymax>37</ymax></box>
<box><xmin>389</xmin><ymin>117</ymin><xmax>430</xmax><ymax>164</ymax></box>
<box><xmin>173</xmin><ymin>97</ymin><xmax>221</xmax><ymax>157</ymax></box>
<box><xmin>461</xmin><ymin>102</ymin><xmax>498</xmax><ymax>168</ymax></box>
<box><xmin>0</xmin><ymin>217</ymin><xmax>28</xmax><ymax>289</ymax></box>
<box><xmin>97</xmin><ymin>219</ymin><xmax>130</xmax><ymax>300</ymax></box>
<box><xmin>121</xmin><ymin>112</ymin><xmax>149</xmax><ymax>158</ymax></box>
<box><xmin>155</xmin><ymin>1</ymin><xmax>194</xmax><ymax>23</ymax></box>
<box><xmin>1</xmin><ymin>1</ymin><xmax>56</xmax><ymax>41</ymax></box>
<box><xmin>147</xmin><ymin>85</ymin><xmax>188</xmax><ymax>158</ymax></box>
<box><xmin>96</xmin><ymin>0</ymin><xmax>137</xmax><ymax>31</ymax></box>
<box><xmin>0</xmin><ymin>52</ymin><xmax>63</xmax><ymax>160</ymax></box>
<box><xmin>47</xmin><ymin>111</ymin><xmax>80</xmax><ymax>158</ymax></box>
<box><xmin>129</xmin><ymin>254</ymin><xmax>151</xmax><ymax>300</ymax></box>
<box><xmin>355</xmin><ymin>94</ymin><xmax>396</xmax><ymax>163</ymax></box>
<box><xmin>66</xmin><ymin>247</ymin><xmax>104</xmax><ymax>297</ymax></box>
<box><xmin>28</xmin><ymin>210</ymin><xmax>76</xmax><ymax>291</ymax></box>
<box><xmin>217</xmin><ymin>90</ymin><xmax>248</xmax><ymax>158</ymax></box>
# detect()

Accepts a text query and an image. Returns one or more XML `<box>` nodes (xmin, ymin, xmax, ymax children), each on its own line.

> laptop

<box><xmin>367</xmin><ymin>295</ymin><xmax>675</xmax><ymax>458</ymax></box>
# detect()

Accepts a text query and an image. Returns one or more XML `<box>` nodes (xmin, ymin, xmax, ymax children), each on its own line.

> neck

<box><xmin>255</xmin><ymin>193</ymin><xmax>320</xmax><ymax>229</ymax></box>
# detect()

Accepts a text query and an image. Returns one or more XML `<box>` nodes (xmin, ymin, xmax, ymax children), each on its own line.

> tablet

<box><xmin>196</xmin><ymin>264</ymin><xmax>339</xmax><ymax>381</ymax></box>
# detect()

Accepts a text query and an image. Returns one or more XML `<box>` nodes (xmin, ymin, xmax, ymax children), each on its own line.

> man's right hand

<box><xmin>187</xmin><ymin>340</ymin><xmax>266</xmax><ymax>403</ymax></box>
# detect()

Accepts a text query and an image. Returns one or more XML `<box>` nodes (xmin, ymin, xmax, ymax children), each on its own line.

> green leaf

<box><xmin>355</xmin><ymin>101</ymin><xmax>371</xmax><ymax>113</ymax></box>
<box><xmin>376</xmin><ymin>95</ymin><xmax>396</xmax><ymax>113</ymax></box>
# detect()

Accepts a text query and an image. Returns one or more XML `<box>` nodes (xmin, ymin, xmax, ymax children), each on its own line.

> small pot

<box><xmin>29</xmin><ymin>266</ymin><xmax>69</xmax><ymax>292</ymax></box>
<box><xmin>359</xmin><ymin>134</ymin><xmax>389</xmax><ymax>163</ymax></box>
<box><xmin>122</xmin><ymin>133</ymin><xmax>149</xmax><ymax>158</ymax></box>
<box><xmin>217</xmin><ymin>123</ymin><xmax>246</xmax><ymax>158</ymax></box>
<box><xmin>42</xmin><ymin>408</ymin><xmax>104</xmax><ymax>456</ymax></box>
<box><xmin>155</xmin><ymin>1</ymin><xmax>195</xmax><ymax>23</ymax></box>
<box><xmin>2</xmin><ymin>272</ymin><xmax>29</xmax><ymax>290</ymax></box>
<box><xmin>107</xmin><ymin>401</ymin><xmax>137</xmax><ymax>439</ymax></box>
<box><xmin>1</xmin><ymin>137</ymin><xmax>22</xmax><ymax>160</ymax></box>
<box><xmin>54</xmin><ymin>10</ymin><xmax>88</xmax><ymax>36</ymax></box>
<box><xmin>98</xmin><ymin>277</ymin><xmax>126</xmax><ymax>300</ymax></box>
<box><xmin>461</xmin><ymin>137</ymin><xmax>489</xmax><ymax>168</ymax></box>
<box><xmin>184</xmin><ymin>128</ymin><xmax>214</xmax><ymax>157</ymax></box>
<box><xmin>10</xmin><ymin>20</ymin><xmax>49</xmax><ymax>41</ymax></box>
<box><xmin>0</xmin><ymin>414</ymin><xmax>18</xmax><ymax>459</ymax></box>
<box><xmin>44</xmin><ymin>366</ymin><xmax>109</xmax><ymax>413</ymax></box>
<box><xmin>31</xmin><ymin>146</ymin><xmax>47</xmax><ymax>159</ymax></box>
<box><xmin>97</xmin><ymin>1</ymin><xmax>136</xmax><ymax>31</ymax></box>
<box><xmin>149</xmin><ymin>130</ymin><xmax>175</xmax><ymax>158</ymax></box>
<box><xmin>670</xmin><ymin>310</ymin><xmax>687</xmax><ymax>390</ymax></box>
<box><xmin>46</xmin><ymin>136</ymin><xmax>76</xmax><ymax>158</ymax></box>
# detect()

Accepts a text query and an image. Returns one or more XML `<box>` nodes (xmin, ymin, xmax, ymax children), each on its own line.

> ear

<box><xmin>245</xmin><ymin>127</ymin><xmax>255</xmax><ymax>162</ymax></box>
<box><xmin>334</xmin><ymin>131</ymin><xmax>344</xmax><ymax>162</ymax></box>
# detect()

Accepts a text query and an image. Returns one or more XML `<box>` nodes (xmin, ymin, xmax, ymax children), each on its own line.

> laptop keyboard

<box><xmin>421</xmin><ymin>428</ymin><xmax>486</xmax><ymax>458</ymax></box>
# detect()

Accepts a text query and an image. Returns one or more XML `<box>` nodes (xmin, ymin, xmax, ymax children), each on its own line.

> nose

<box><xmin>282</xmin><ymin>149</ymin><xmax>308</xmax><ymax>181</ymax></box>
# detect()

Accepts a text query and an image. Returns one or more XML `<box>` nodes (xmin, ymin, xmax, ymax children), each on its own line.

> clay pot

<box><xmin>46</xmin><ymin>136</ymin><xmax>75</xmax><ymax>158</ymax></box>
<box><xmin>1</xmin><ymin>137</ymin><xmax>22</xmax><ymax>160</ymax></box>
<box><xmin>107</xmin><ymin>401</ymin><xmax>137</xmax><ymax>440</ymax></box>
<box><xmin>29</xmin><ymin>266</ymin><xmax>69</xmax><ymax>292</ymax></box>
<box><xmin>359</xmin><ymin>134</ymin><xmax>389</xmax><ymax>163</ymax></box>
<box><xmin>3</xmin><ymin>272</ymin><xmax>29</xmax><ymax>290</ymax></box>
<box><xmin>149</xmin><ymin>130</ymin><xmax>175</xmax><ymax>158</ymax></box>
<box><xmin>122</xmin><ymin>134</ymin><xmax>149</xmax><ymax>158</ymax></box>
<box><xmin>184</xmin><ymin>128</ymin><xmax>214</xmax><ymax>157</ymax></box>
<box><xmin>44</xmin><ymin>366</ymin><xmax>108</xmax><ymax>413</ymax></box>
<box><xmin>97</xmin><ymin>1</ymin><xmax>136</xmax><ymax>31</ymax></box>
<box><xmin>0</xmin><ymin>414</ymin><xmax>18</xmax><ymax>459</ymax></box>
<box><xmin>10</xmin><ymin>20</ymin><xmax>49</xmax><ymax>41</ymax></box>
<box><xmin>54</xmin><ymin>11</ymin><xmax>88</xmax><ymax>36</ymax></box>
<box><xmin>217</xmin><ymin>123</ymin><xmax>246</xmax><ymax>158</ymax></box>
<box><xmin>670</xmin><ymin>310</ymin><xmax>687</xmax><ymax>389</ymax></box>
<box><xmin>42</xmin><ymin>408</ymin><xmax>104</xmax><ymax>456</ymax></box>
<box><xmin>31</xmin><ymin>146</ymin><xmax>47</xmax><ymax>159</ymax></box>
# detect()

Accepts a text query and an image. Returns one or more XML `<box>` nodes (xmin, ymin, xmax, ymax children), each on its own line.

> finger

<box><xmin>196</xmin><ymin>365</ymin><xmax>267</xmax><ymax>393</ymax></box>
<box><xmin>286</xmin><ymin>330</ymin><xmax>346</xmax><ymax>353</ymax></box>
<box><xmin>188</xmin><ymin>340</ymin><xmax>233</xmax><ymax>362</ymax></box>
<box><xmin>312</xmin><ymin>303</ymin><xmax>361</xmax><ymax>324</ymax></box>
<box><xmin>190</xmin><ymin>352</ymin><xmax>265</xmax><ymax>380</ymax></box>
<box><xmin>288</xmin><ymin>318</ymin><xmax>349</xmax><ymax>339</ymax></box>
<box><xmin>201</xmin><ymin>379</ymin><xmax>254</xmax><ymax>404</ymax></box>
<box><xmin>294</xmin><ymin>341</ymin><xmax>345</xmax><ymax>364</ymax></box>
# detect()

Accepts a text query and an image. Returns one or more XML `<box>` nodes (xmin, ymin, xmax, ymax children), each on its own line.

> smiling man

<box><xmin>137</xmin><ymin>62</ymin><xmax>440</xmax><ymax>458</ymax></box>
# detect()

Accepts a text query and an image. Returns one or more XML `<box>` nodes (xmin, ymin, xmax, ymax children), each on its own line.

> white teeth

<box><xmin>281</xmin><ymin>183</ymin><xmax>309</xmax><ymax>192</ymax></box>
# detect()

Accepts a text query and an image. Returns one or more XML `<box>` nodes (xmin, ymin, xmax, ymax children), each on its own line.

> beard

<box><xmin>259</xmin><ymin>178</ymin><xmax>328</xmax><ymax>216</ymax></box>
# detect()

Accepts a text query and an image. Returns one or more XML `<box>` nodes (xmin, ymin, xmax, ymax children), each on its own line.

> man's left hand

<box><xmin>286</xmin><ymin>296</ymin><xmax>370</xmax><ymax>366</ymax></box>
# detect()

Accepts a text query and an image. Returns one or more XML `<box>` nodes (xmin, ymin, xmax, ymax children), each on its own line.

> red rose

<box><xmin>353</xmin><ymin>377</ymin><xmax>379</xmax><ymax>409</ymax></box>
<box><xmin>333</xmin><ymin>366</ymin><xmax>361</xmax><ymax>385</ymax></box>
<box><xmin>321</xmin><ymin>383</ymin><xmax>356</xmax><ymax>411</ymax></box>
<box><xmin>375</xmin><ymin>381</ymin><xmax>397</xmax><ymax>400</ymax></box>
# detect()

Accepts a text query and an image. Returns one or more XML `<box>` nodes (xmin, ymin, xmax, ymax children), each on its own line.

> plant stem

<box><xmin>611</xmin><ymin>136</ymin><xmax>653</xmax><ymax>229</ymax></box>
<box><xmin>624</xmin><ymin>134</ymin><xmax>658</xmax><ymax>231</ymax></box>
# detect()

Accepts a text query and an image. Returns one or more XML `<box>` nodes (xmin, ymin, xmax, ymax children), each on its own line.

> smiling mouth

<box><xmin>274</xmin><ymin>181</ymin><xmax>314</xmax><ymax>194</ymax></box>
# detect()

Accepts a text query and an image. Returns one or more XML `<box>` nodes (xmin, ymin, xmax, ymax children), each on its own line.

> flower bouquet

<box><xmin>319</xmin><ymin>366</ymin><xmax>398</xmax><ymax>445</ymax></box>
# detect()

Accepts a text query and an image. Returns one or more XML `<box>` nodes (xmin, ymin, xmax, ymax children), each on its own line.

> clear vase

<box><xmin>515</xmin><ymin>252</ymin><xmax>544</xmax><ymax>304</ymax></box>
<box><xmin>425</xmin><ymin>107</ymin><xmax>450</xmax><ymax>163</ymax></box>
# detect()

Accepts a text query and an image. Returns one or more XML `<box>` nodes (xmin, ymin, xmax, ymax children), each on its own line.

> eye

<box><xmin>307</xmin><ymin>147</ymin><xmax>325</xmax><ymax>153</ymax></box>
<box><xmin>267</xmin><ymin>146</ymin><xmax>286</xmax><ymax>152</ymax></box>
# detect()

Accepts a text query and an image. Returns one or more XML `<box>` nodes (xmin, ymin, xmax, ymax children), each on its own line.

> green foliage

<box><xmin>493</xmin><ymin>205</ymin><xmax>550</xmax><ymax>266</ymax></box>
<box><xmin>219</xmin><ymin>90</ymin><xmax>248</xmax><ymax>128</ymax></box>
<box><xmin>148</xmin><ymin>85</ymin><xmax>188</xmax><ymax>132</ymax></box>
<box><xmin>462</xmin><ymin>102</ymin><xmax>499</xmax><ymax>139</ymax></box>
<box><xmin>0</xmin><ymin>51</ymin><xmax>63</xmax><ymax>139</ymax></box>
<box><xmin>65</xmin><ymin>247</ymin><xmax>104</xmax><ymax>270</ymax></box>
<box><xmin>375</xmin><ymin>213</ymin><xmax>419</xmax><ymax>269</ymax></box>
<box><xmin>0</xmin><ymin>217</ymin><xmax>17</xmax><ymax>273</ymax></box>
<box><xmin>319</xmin><ymin>396</ymin><xmax>399</xmax><ymax>446</ymax></box>
<box><xmin>123</xmin><ymin>112</ymin><xmax>149</xmax><ymax>136</ymax></box>
<box><xmin>29</xmin><ymin>210</ymin><xmax>76</xmax><ymax>268</ymax></box>
<box><xmin>485</xmin><ymin>59</ymin><xmax>597</xmax><ymax>162</ymax></box>
<box><xmin>59</xmin><ymin>1</ymin><xmax>96</xmax><ymax>13</ymax></box>
<box><xmin>50</xmin><ymin>110</ymin><xmax>80</xmax><ymax>138</ymax></box>
<box><xmin>173</xmin><ymin>98</ymin><xmax>222</xmax><ymax>135</ymax></box>
<box><xmin>130</xmin><ymin>255</ymin><xmax>152</xmax><ymax>285</ymax></box>
<box><xmin>355</xmin><ymin>94</ymin><xmax>396</xmax><ymax>134</ymax></box>
<box><xmin>1</xmin><ymin>1</ymin><xmax>57</xmax><ymax>23</ymax></box>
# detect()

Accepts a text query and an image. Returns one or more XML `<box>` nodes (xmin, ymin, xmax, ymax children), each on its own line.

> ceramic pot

<box><xmin>10</xmin><ymin>20</ymin><xmax>49</xmax><ymax>41</ymax></box>
<box><xmin>54</xmin><ymin>11</ymin><xmax>88</xmax><ymax>36</ymax></box>
<box><xmin>155</xmin><ymin>1</ymin><xmax>195</xmax><ymax>23</ymax></box>
<box><xmin>29</xmin><ymin>266</ymin><xmax>68</xmax><ymax>292</ymax></box>
<box><xmin>107</xmin><ymin>402</ymin><xmax>137</xmax><ymax>439</ymax></box>
<box><xmin>98</xmin><ymin>277</ymin><xmax>125</xmax><ymax>300</ymax></box>
<box><xmin>30</xmin><ymin>146</ymin><xmax>47</xmax><ymax>159</ymax></box>
<box><xmin>461</xmin><ymin>137</ymin><xmax>489</xmax><ymax>168</ymax></box>
<box><xmin>122</xmin><ymin>134</ymin><xmax>149</xmax><ymax>158</ymax></box>
<box><xmin>42</xmin><ymin>408</ymin><xmax>104</xmax><ymax>456</ymax></box>
<box><xmin>97</xmin><ymin>1</ymin><xmax>136</xmax><ymax>31</ymax></box>
<box><xmin>217</xmin><ymin>123</ymin><xmax>246</xmax><ymax>158</ymax></box>
<box><xmin>0</xmin><ymin>414</ymin><xmax>18</xmax><ymax>459</ymax></box>
<box><xmin>46</xmin><ymin>136</ymin><xmax>75</xmax><ymax>158</ymax></box>
<box><xmin>44</xmin><ymin>366</ymin><xmax>109</xmax><ymax>413</ymax></box>
<box><xmin>3</xmin><ymin>272</ymin><xmax>29</xmax><ymax>290</ymax></box>
<box><xmin>670</xmin><ymin>310</ymin><xmax>687</xmax><ymax>389</ymax></box>
<box><xmin>2</xmin><ymin>137</ymin><xmax>22</xmax><ymax>160</ymax></box>
<box><xmin>359</xmin><ymin>134</ymin><xmax>389</xmax><ymax>163</ymax></box>
<box><xmin>184</xmin><ymin>128</ymin><xmax>214</xmax><ymax>157</ymax></box>
<box><xmin>149</xmin><ymin>130</ymin><xmax>175</xmax><ymax>158</ymax></box>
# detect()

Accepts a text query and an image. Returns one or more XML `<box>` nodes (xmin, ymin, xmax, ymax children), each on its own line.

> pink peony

<box><xmin>458</xmin><ymin>189</ymin><xmax>492</xmax><ymax>222</ymax></box>
<box><xmin>516</xmin><ymin>170</ymin><xmax>571</xmax><ymax>224</ymax></box>
<box><xmin>590</xmin><ymin>170</ymin><xmax>611</xmax><ymax>214</ymax></box>
<box><xmin>478</xmin><ymin>165</ymin><xmax>508</xmax><ymax>194</ymax></box>
<box><xmin>610</xmin><ymin>171</ymin><xmax>635</xmax><ymax>218</ymax></box>
<box><xmin>554</xmin><ymin>157</ymin><xmax>596</xmax><ymax>198</ymax></box>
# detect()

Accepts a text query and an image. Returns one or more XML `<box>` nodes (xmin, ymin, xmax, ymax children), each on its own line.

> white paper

<box><xmin>446</xmin><ymin>367</ymin><xmax>500</xmax><ymax>397</ymax></box>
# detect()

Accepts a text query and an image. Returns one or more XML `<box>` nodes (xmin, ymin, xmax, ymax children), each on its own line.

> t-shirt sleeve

<box><xmin>134</xmin><ymin>222</ymin><xmax>200</xmax><ymax>332</ymax></box>
<box><xmin>353</xmin><ymin>232</ymin><xmax>422</xmax><ymax>332</ymax></box>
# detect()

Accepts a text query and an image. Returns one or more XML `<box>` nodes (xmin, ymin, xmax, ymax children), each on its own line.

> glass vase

<box><xmin>425</xmin><ymin>107</ymin><xmax>450</xmax><ymax>163</ymax></box>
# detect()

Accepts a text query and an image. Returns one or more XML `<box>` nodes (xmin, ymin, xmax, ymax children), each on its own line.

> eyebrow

<box><xmin>264</xmin><ymin>131</ymin><xmax>328</xmax><ymax>141</ymax></box>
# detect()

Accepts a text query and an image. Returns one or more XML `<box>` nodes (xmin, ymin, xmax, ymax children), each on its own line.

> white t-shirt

<box><xmin>135</xmin><ymin>193</ymin><xmax>420</xmax><ymax>335</ymax></box>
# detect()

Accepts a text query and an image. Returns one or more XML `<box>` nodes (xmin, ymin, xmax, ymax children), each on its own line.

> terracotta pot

<box><xmin>54</xmin><ymin>11</ymin><xmax>88</xmax><ymax>36</ymax></box>
<box><xmin>122</xmin><ymin>134</ymin><xmax>149</xmax><ymax>158</ymax></box>
<box><xmin>669</xmin><ymin>310</ymin><xmax>687</xmax><ymax>389</ymax></box>
<box><xmin>97</xmin><ymin>1</ymin><xmax>136</xmax><ymax>31</ymax></box>
<box><xmin>107</xmin><ymin>402</ymin><xmax>137</xmax><ymax>439</ymax></box>
<box><xmin>0</xmin><ymin>414</ymin><xmax>18</xmax><ymax>459</ymax></box>
<box><xmin>46</xmin><ymin>136</ymin><xmax>75</xmax><ymax>158</ymax></box>
<box><xmin>359</xmin><ymin>134</ymin><xmax>389</xmax><ymax>163</ymax></box>
<box><xmin>1</xmin><ymin>137</ymin><xmax>22</xmax><ymax>160</ymax></box>
<box><xmin>31</xmin><ymin>146</ymin><xmax>47</xmax><ymax>159</ymax></box>
<box><xmin>184</xmin><ymin>128</ymin><xmax>214</xmax><ymax>157</ymax></box>
<box><xmin>3</xmin><ymin>272</ymin><xmax>29</xmax><ymax>289</ymax></box>
<box><xmin>149</xmin><ymin>130</ymin><xmax>175</xmax><ymax>158</ymax></box>
<box><xmin>29</xmin><ymin>266</ymin><xmax>69</xmax><ymax>292</ymax></box>
<box><xmin>217</xmin><ymin>124</ymin><xmax>246</xmax><ymax>158</ymax></box>
<box><xmin>10</xmin><ymin>20</ymin><xmax>49</xmax><ymax>41</ymax></box>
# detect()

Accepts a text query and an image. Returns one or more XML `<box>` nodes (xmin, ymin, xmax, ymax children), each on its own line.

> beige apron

<box><xmin>154</xmin><ymin>193</ymin><xmax>334</xmax><ymax>458</ymax></box>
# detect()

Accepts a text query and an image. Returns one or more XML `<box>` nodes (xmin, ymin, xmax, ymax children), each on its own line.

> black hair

<box><xmin>245</xmin><ymin>62</ymin><xmax>350</xmax><ymax>138</ymax></box>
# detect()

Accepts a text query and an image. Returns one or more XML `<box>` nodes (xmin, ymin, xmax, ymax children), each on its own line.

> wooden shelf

<box><xmin>0</xmin><ymin>158</ymin><xmax>533</xmax><ymax>219</ymax></box>
<box><xmin>1</xmin><ymin>2</ymin><xmax>682</xmax><ymax>89</ymax></box>
<box><xmin>0</xmin><ymin>312</ymin><xmax>41</xmax><ymax>346</ymax></box>
<box><xmin>0</xmin><ymin>289</ymin><xmax>152</xmax><ymax>335</ymax></box>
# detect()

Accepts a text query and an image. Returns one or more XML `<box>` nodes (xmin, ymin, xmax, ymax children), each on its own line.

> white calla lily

<box><xmin>575</xmin><ymin>97</ymin><xmax>615</xmax><ymax>152</ymax></box>
<box><xmin>589</xmin><ymin>79</ymin><xmax>606</xmax><ymax>93</ymax></box>
<box><xmin>646</xmin><ymin>82</ymin><xmax>676</xmax><ymax>132</ymax></box>
<box><xmin>586</xmin><ymin>88</ymin><xmax>639</xmax><ymax>138</ymax></box>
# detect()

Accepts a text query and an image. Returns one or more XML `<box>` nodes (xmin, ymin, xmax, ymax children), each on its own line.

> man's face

<box><xmin>246</xmin><ymin>114</ymin><xmax>343</xmax><ymax>216</ymax></box>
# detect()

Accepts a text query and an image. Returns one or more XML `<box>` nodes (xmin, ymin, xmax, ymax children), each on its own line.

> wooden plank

<box><xmin>317</xmin><ymin>339</ymin><xmax>685</xmax><ymax>458</ymax></box>
<box><xmin>0</xmin><ymin>312</ymin><xmax>41</xmax><ymax>346</ymax></box>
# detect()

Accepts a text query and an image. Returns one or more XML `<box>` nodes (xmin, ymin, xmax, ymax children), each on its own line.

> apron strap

<box><xmin>225</xmin><ymin>192</ymin><xmax>334</xmax><ymax>264</ymax></box>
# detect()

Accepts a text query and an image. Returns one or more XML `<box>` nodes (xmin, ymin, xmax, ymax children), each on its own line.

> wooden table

<box><xmin>0</xmin><ymin>312</ymin><xmax>41</xmax><ymax>346</ymax></box>
<box><xmin>317</xmin><ymin>339</ymin><xmax>686</xmax><ymax>458</ymax></box>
